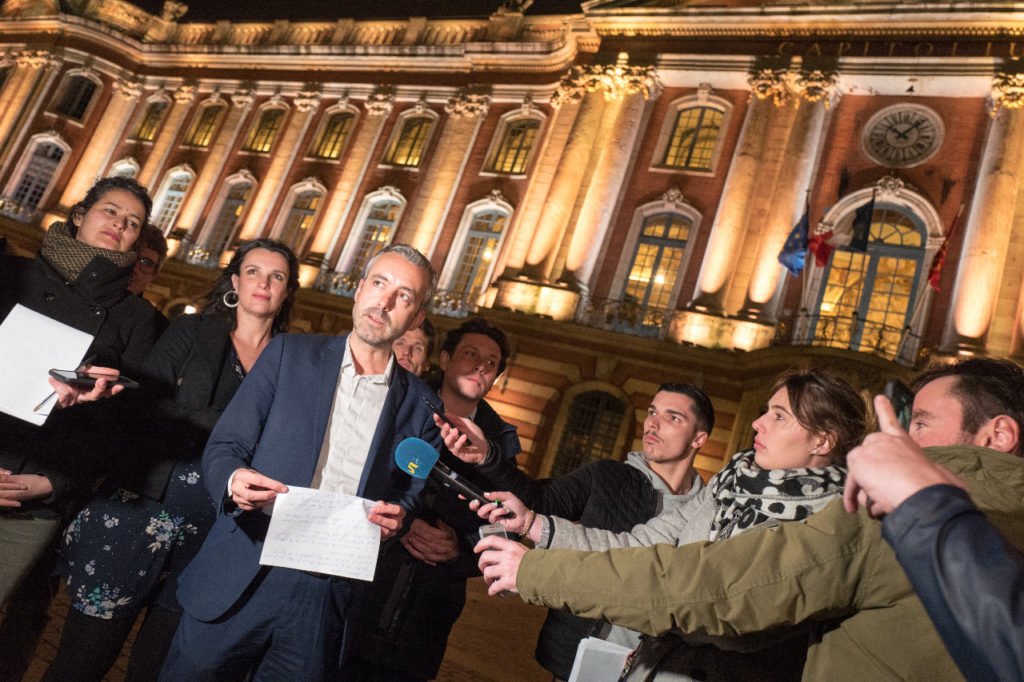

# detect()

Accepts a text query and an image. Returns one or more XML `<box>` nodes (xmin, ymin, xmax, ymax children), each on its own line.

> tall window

<box><xmin>152</xmin><ymin>173</ymin><xmax>192</xmax><ymax>232</ymax></box>
<box><xmin>310</xmin><ymin>112</ymin><xmax>353</xmax><ymax>159</ymax></box>
<box><xmin>350</xmin><ymin>199</ymin><xmax>401</xmax><ymax>275</ymax></box>
<box><xmin>450</xmin><ymin>210</ymin><xmax>507</xmax><ymax>298</ymax></box>
<box><xmin>278</xmin><ymin>190</ymin><xmax>322</xmax><ymax>251</ymax></box>
<box><xmin>133</xmin><ymin>101</ymin><xmax>167</xmax><ymax>141</ymax></box>
<box><xmin>243</xmin><ymin>108</ymin><xmax>285</xmax><ymax>153</ymax></box>
<box><xmin>622</xmin><ymin>213</ymin><xmax>690</xmax><ymax>309</ymax></box>
<box><xmin>384</xmin><ymin>116</ymin><xmax>432</xmax><ymax>167</ymax></box>
<box><xmin>662</xmin><ymin>106</ymin><xmax>723</xmax><ymax>171</ymax></box>
<box><xmin>551</xmin><ymin>391</ymin><xmax>627</xmax><ymax>477</ymax></box>
<box><xmin>487</xmin><ymin>118</ymin><xmax>540</xmax><ymax>174</ymax></box>
<box><xmin>109</xmin><ymin>159</ymin><xmax>139</xmax><ymax>178</ymax></box>
<box><xmin>203</xmin><ymin>183</ymin><xmax>252</xmax><ymax>262</ymax></box>
<box><xmin>0</xmin><ymin>66</ymin><xmax>11</xmax><ymax>93</ymax></box>
<box><xmin>185</xmin><ymin>105</ymin><xmax>224</xmax><ymax>147</ymax></box>
<box><xmin>11</xmin><ymin>142</ymin><xmax>65</xmax><ymax>210</ymax></box>
<box><xmin>814</xmin><ymin>205</ymin><xmax>925</xmax><ymax>357</ymax></box>
<box><xmin>55</xmin><ymin>75</ymin><xmax>97</xmax><ymax>121</ymax></box>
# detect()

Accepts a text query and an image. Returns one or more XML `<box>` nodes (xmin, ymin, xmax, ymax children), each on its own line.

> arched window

<box><xmin>185</xmin><ymin>104</ymin><xmax>224</xmax><ymax>147</ymax></box>
<box><xmin>55</xmin><ymin>74</ymin><xmax>98</xmax><ymax>121</ymax></box>
<box><xmin>11</xmin><ymin>142</ymin><xmax>65</xmax><ymax>211</ymax></box>
<box><xmin>651</xmin><ymin>91</ymin><xmax>731</xmax><ymax>175</ymax></box>
<box><xmin>242</xmin><ymin>108</ymin><xmax>286</xmax><ymax>153</ymax></box>
<box><xmin>349</xmin><ymin>199</ymin><xmax>401</xmax><ymax>275</ymax></box>
<box><xmin>109</xmin><ymin>158</ymin><xmax>139</xmax><ymax>178</ymax></box>
<box><xmin>449</xmin><ymin>210</ymin><xmax>507</xmax><ymax>298</ymax></box>
<box><xmin>486</xmin><ymin>117</ymin><xmax>541</xmax><ymax>174</ymax></box>
<box><xmin>151</xmin><ymin>169</ymin><xmax>194</xmax><ymax>233</ymax></box>
<box><xmin>202</xmin><ymin>181</ymin><xmax>253</xmax><ymax>265</ymax></box>
<box><xmin>623</xmin><ymin>212</ymin><xmax>691</xmax><ymax>309</ymax></box>
<box><xmin>309</xmin><ymin>111</ymin><xmax>354</xmax><ymax>159</ymax></box>
<box><xmin>384</xmin><ymin>115</ymin><xmax>433</xmax><ymax>167</ymax></box>
<box><xmin>278</xmin><ymin>189</ymin><xmax>323</xmax><ymax>251</ymax></box>
<box><xmin>550</xmin><ymin>391</ymin><xmax>628</xmax><ymax>477</ymax></box>
<box><xmin>132</xmin><ymin>100</ymin><xmax>168</xmax><ymax>141</ymax></box>
<box><xmin>813</xmin><ymin>204</ymin><xmax>925</xmax><ymax>357</ymax></box>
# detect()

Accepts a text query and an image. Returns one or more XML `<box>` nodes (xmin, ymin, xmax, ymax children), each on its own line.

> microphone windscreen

<box><xmin>395</xmin><ymin>437</ymin><xmax>439</xmax><ymax>479</ymax></box>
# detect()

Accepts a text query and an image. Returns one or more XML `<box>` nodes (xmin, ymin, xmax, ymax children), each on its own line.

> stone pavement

<box><xmin>12</xmin><ymin>577</ymin><xmax>551</xmax><ymax>681</ymax></box>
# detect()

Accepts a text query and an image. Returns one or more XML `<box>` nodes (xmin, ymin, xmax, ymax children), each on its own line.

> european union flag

<box><xmin>778</xmin><ymin>206</ymin><xmax>809</xmax><ymax>277</ymax></box>
<box><xmin>849</xmin><ymin>194</ymin><xmax>875</xmax><ymax>252</ymax></box>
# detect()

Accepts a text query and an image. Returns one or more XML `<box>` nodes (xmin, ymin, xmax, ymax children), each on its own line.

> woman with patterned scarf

<box><xmin>0</xmin><ymin>176</ymin><xmax>161</xmax><ymax>612</ymax></box>
<box><xmin>475</xmin><ymin>369</ymin><xmax>866</xmax><ymax>681</ymax></box>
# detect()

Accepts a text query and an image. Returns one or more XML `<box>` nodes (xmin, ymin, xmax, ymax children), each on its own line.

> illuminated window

<box><xmin>243</xmin><ymin>108</ymin><xmax>285</xmax><ymax>153</ymax></box>
<box><xmin>384</xmin><ymin>116</ymin><xmax>432</xmax><ymax>167</ymax></box>
<box><xmin>55</xmin><ymin>75</ymin><xmax>97</xmax><ymax>121</ymax></box>
<box><xmin>151</xmin><ymin>172</ymin><xmax>192</xmax><ymax>232</ymax></box>
<box><xmin>450</xmin><ymin>210</ymin><xmax>507</xmax><ymax>298</ymax></box>
<box><xmin>350</xmin><ymin>199</ymin><xmax>401</xmax><ymax>275</ymax></box>
<box><xmin>133</xmin><ymin>101</ymin><xmax>167</xmax><ymax>141</ymax></box>
<box><xmin>662</xmin><ymin>106</ymin><xmax>723</xmax><ymax>171</ymax></box>
<box><xmin>551</xmin><ymin>391</ymin><xmax>627</xmax><ymax>477</ymax></box>
<box><xmin>185</xmin><ymin>105</ymin><xmax>224</xmax><ymax>147</ymax></box>
<box><xmin>278</xmin><ymin>190</ymin><xmax>322</xmax><ymax>251</ymax></box>
<box><xmin>487</xmin><ymin>118</ymin><xmax>540</xmax><ymax>174</ymax></box>
<box><xmin>310</xmin><ymin>112</ymin><xmax>353</xmax><ymax>159</ymax></box>
<box><xmin>814</xmin><ymin>205</ymin><xmax>924</xmax><ymax>358</ymax></box>
<box><xmin>204</xmin><ymin>182</ymin><xmax>252</xmax><ymax>261</ymax></box>
<box><xmin>110</xmin><ymin>159</ymin><xmax>139</xmax><ymax>178</ymax></box>
<box><xmin>622</xmin><ymin>213</ymin><xmax>690</xmax><ymax>309</ymax></box>
<box><xmin>12</xmin><ymin>142</ymin><xmax>64</xmax><ymax>209</ymax></box>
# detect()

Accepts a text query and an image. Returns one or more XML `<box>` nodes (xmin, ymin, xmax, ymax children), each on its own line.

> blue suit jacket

<box><xmin>176</xmin><ymin>332</ymin><xmax>442</xmax><ymax>622</ymax></box>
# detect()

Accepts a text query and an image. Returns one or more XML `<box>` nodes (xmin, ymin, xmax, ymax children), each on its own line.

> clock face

<box><xmin>862</xmin><ymin>105</ymin><xmax>944</xmax><ymax>167</ymax></box>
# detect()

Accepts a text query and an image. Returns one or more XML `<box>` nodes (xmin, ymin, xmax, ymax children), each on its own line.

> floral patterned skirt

<box><xmin>60</xmin><ymin>460</ymin><xmax>215</xmax><ymax>620</ymax></box>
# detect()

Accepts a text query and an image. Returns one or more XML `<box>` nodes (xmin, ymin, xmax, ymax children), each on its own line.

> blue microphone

<box><xmin>395</xmin><ymin>438</ymin><xmax>499</xmax><ymax>507</ymax></box>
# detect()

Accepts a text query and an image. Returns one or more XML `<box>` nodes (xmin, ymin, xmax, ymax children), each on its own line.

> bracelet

<box><xmin>524</xmin><ymin>509</ymin><xmax>537</xmax><ymax>537</ymax></box>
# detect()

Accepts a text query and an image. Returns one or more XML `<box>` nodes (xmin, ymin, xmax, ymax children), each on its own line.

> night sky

<box><xmin>126</xmin><ymin>0</ymin><xmax>585</xmax><ymax>23</ymax></box>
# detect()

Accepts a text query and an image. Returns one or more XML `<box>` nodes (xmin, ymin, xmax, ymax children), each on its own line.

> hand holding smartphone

<box><xmin>422</xmin><ymin>396</ymin><xmax>474</xmax><ymax>447</ymax></box>
<box><xmin>49</xmin><ymin>369</ymin><xmax>139</xmax><ymax>389</ymax></box>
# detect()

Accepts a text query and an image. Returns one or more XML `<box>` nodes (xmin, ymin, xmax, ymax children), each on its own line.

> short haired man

<box><xmin>449</xmin><ymin>382</ymin><xmax>713</xmax><ymax>679</ymax></box>
<box><xmin>345</xmin><ymin>316</ymin><xmax>520</xmax><ymax>681</ymax></box>
<box><xmin>477</xmin><ymin>357</ymin><xmax>1024</xmax><ymax>680</ymax></box>
<box><xmin>392</xmin><ymin>317</ymin><xmax>437</xmax><ymax>377</ymax></box>
<box><xmin>127</xmin><ymin>223</ymin><xmax>168</xmax><ymax>296</ymax></box>
<box><xmin>160</xmin><ymin>244</ymin><xmax>444</xmax><ymax>681</ymax></box>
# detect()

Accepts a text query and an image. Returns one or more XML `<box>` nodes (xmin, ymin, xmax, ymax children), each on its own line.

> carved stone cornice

<box><xmin>230</xmin><ymin>89</ymin><xmax>255</xmax><ymax>108</ymax></box>
<box><xmin>173</xmin><ymin>84</ymin><xmax>196</xmax><ymax>104</ymax></box>
<box><xmin>551</xmin><ymin>55</ymin><xmax>660</xmax><ymax>108</ymax></box>
<box><xmin>294</xmin><ymin>89</ymin><xmax>322</xmax><ymax>113</ymax></box>
<box><xmin>112</xmin><ymin>78</ymin><xmax>143</xmax><ymax>100</ymax></box>
<box><xmin>990</xmin><ymin>71</ymin><xmax>1024</xmax><ymax>116</ymax></box>
<box><xmin>445</xmin><ymin>90</ymin><xmax>491</xmax><ymax>119</ymax></box>
<box><xmin>364</xmin><ymin>88</ymin><xmax>395</xmax><ymax>117</ymax></box>
<box><xmin>16</xmin><ymin>49</ymin><xmax>58</xmax><ymax>70</ymax></box>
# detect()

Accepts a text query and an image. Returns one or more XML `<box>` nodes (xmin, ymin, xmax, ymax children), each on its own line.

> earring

<box><xmin>223</xmin><ymin>289</ymin><xmax>239</xmax><ymax>308</ymax></box>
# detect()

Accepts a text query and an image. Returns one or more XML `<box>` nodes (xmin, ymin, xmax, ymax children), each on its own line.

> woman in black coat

<box><xmin>45</xmin><ymin>238</ymin><xmax>300</xmax><ymax>682</ymax></box>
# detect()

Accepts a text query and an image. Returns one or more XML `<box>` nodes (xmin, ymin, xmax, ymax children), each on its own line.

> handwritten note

<box><xmin>259</xmin><ymin>487</ymin><xmax>380</xmax><ymax>581</ymax></box>
<box><xmin>0</xmin><ymin>304</ymin><xmax>94</xmax><ymax>425</ymax></box>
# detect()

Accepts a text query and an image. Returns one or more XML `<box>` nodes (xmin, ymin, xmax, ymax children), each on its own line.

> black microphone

<box><xmin>395</xmin><ymin>437</ymin><xmax>500</xmax><ymax>507</ymax></box>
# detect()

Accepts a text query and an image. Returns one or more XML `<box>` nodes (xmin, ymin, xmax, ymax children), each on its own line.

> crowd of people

<box><xmin>0</xmin><ymin>175</ymin><xmax>1022</xmax><ymax>682</ymax></box>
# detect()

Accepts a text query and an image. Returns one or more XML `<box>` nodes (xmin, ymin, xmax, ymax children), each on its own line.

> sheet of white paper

<box><xmin>568</xmin><ymin>637</ymin><xmax>633</xmax><ymax>682</ymax></box>
<box><xmin>259</xmin><ymin>487</ymin><xmax>381</xmax><ymax>581</ymax></box>
<box><xmin>0</xmin><ymin>304</ymin><xmax>94</xmax><ymax>426</ymax></box>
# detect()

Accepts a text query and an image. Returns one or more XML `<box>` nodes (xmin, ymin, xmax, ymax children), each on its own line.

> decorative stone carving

<box><xmin>696</xmin><ymin>82</ymin><xmax>713</xmax><ymax>104</ymax></box>
<box><xmin>445</xmin><ymin>90</ymin><xmax>491</xmax><ymax>119</ymax></box>
<box><xmin>874</xmin><ymin>174</ymin><xmax>905</xmax><ymax>201</ymax></box>
<box><xmin>748</xmin><ymin>68</ymin><xmax>790</xmax><ymax>106</ymax></box>
<box><xmin>793</xmin><ymin>69</ymin><xmax>840</xmax><ymax>109</ymax></box>
<box><xmin>487</xmin><ymin>188</ymin><xmax>507</xmax><ymax>204</ymax></box>
<box><xmin>991</xmin><ymin>71</ymin><xmax>1024</xmax><ymax>116</ymax></box>
<box><xmin>519</xmin><ymin>93</ymin><xmax>538</xmax><ymax>117</ymax></box>
<box><xmin>173</xmin><ymin>84</ymin><xmax>196</xmax><ymax>104</ymax></box>
<box><xmin>661</xmin><ymin>186</ymin><xmax>690</xmax><ymax>208</ymax></box>
<box><xmin>231</xmin><ymin>89</ymin><xmax>255</xmax><ymax>108</ymax></box>
<box><xmin>160</xmin><ymin>1</ymin><xmax>187</xmax><ymax>22</ymax></box>
<box><xmin>365</xmin><ymin>87</ymin><xmax>395</xmax><ymax>117</ymax></box>
<box><xmin>413</xmin><ymin>95</ymin><xmax>430</xmax><ymax>115</ymax></box>
<box><xmin>16</xmin><ymin>49</ymin><xmax>57</xmax><ymax>69</ymax></box>
<box><xmin>551</xmin><ymin>54</ymin><xmax>660</xmax><ymax>107</ymax></box>
<box><xmin>113</xmin><ymin>78</ymin><xmax>143</xmax><ymax>100</ymax></box>
<box><xmin>294</xmin><ymin>89</ymin><xmax>321</xmax><ymax>113</ymax></box>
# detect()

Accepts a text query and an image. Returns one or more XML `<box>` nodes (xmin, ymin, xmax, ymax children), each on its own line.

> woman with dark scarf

<box><xmin>476</xmin><ymin>369</ymin><xmax>867</xmax><ymax>681</ymax></box>
<box><xmin>45</xmin><ymin>239</ymin><xmax>299</xmax><ymax>682</ymax></box>
<box><xmin>0</xmin><ymin>176</ymin><xmax>160</xmax><ymax>608</ymax></box>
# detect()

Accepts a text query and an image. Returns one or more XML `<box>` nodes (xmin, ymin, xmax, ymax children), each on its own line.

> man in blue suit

<box><xmin>160</xmin><ymin>244</ymin><xmax>443</xmax><ymax>681</ymax></box>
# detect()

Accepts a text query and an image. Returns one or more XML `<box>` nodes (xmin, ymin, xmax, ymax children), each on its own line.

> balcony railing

<box><xmin>0</xmin><ymin>196</ymin><xmax>41</xmax><ymax>224</ymax></box>
<box><xmin>575</xmin><ymin>296</ymin><xmax>672</xmax><ymax>339</ymax></box>
<box><xmin>314</xmin><ymin>272</ymin><xmax>481</xmax><ymax>319</ymax></box>
<box><xmin>791</xmin><ymin>311</ymin><xmax>922</xmax><ymax>366</ymax></box>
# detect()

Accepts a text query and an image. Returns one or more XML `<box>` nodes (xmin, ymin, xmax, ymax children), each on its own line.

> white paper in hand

<box><xmin>259</xmin><ymin>486</ymin><xmax>380</xmax><ymax>581</ymax></box>
<box><xmin>568</xmin><ymin>637</ymin><xmax>633</xmax><ymax>682</ymax></box>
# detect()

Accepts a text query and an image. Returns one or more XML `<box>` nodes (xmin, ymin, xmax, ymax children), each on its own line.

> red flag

<box><xmin>808</xmin><ymin>230</ymin><xmax>835</xmax><ymax>267</ymax></box>
<box><xmin>928</xmin><ymin>204</ymin><xmax>964</xmax><ymax>291</ymax></box>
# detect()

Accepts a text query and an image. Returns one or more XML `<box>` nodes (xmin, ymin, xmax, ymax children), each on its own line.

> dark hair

<box><xmin>416</xmin><ymin>316</ymin><xmax>438</xmax><ymax>360</ymax></box>
<box><xmin>440</xmin><ymin>317</ymin><xmax>510</xmax><ymax>375</ymax></box>
<box><xmin>136</xmin><ymin>223</ymin><xmax>168</xmax><ymax>266</ymax></box>
<box><xmin>658</xmin><ymin>383</ymin><xmax>715</xmax><ymax>435</ymax></box>
<box><xmin>770</xmin><ymin>370</ymin><xmax>867</xmax><ymax>466</ymax></box>
<box><xmin>913</xmin><ymin>357</ymin><xmax>1024</xmax><ymax>451</ymax></box>
<box><xmin>202</xmin><ymin>239</ymin><xmax>300</xmax><ymax>335</ymax></box>
<box><xmin>363</xmin><ymin>243</ymin><xmax>437</xmax><ymax>311</ymax></box>
<box><xmin>68</xmin><ymin>177</ymin><xmax>154</xmax><ymax>246</ymax></box>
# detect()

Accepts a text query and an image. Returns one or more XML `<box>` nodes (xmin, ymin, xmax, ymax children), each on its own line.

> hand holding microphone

<box><xmin>395</xmin><ymin>437</ymin><xmax>501</xmax><ymax>508</ymax></box>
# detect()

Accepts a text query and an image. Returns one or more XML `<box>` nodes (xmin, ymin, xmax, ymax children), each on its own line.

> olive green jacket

<box><xmin>517</xmin><ymin>445</ymin><xmax>1024</xmax><ymax>681</ymax></box>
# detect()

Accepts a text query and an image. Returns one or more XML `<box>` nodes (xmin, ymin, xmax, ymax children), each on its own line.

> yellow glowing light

<box><xmin>483</xmin><ymin>248</ymin><xmax>494</xmax><ymax>262</ymax></box>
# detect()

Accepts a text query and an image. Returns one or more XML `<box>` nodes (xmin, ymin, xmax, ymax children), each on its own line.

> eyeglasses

<box><xmin>136</xmin><ymin>257</ymin><xmax>158</xmax><ymax>275</ymax></box>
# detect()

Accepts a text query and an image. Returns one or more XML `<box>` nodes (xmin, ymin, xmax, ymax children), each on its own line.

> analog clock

<box><xmin>862</xmin><ymin>104</ymin><xmax>944</xmax><ymax>168</ymax></box>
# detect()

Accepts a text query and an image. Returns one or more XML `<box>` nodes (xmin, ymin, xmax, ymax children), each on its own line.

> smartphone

<box><xmin>478</xmin><ymin>523</ymin><xmax>507</xmax><ymax>541</ymax></box>
<box><xmin>49</xmin><ymin>369</ymin><xmax>139</xmax><ymax>390</ymax></box>
<box><xmin>882</xmin><ymin>379</ymin><xmax>914</xmax><ymax>431</ymax></box>
<box><xmin>422</xmin><ymin>396</ymin><xmax>474</xmax><ymax>447</ymax></box>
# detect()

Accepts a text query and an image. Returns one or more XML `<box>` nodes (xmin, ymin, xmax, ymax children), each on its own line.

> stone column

<box><xmin>739</xmin><ymin>70</ymin><xmax>837</xmax><ymax>320</ymax></box>
<box><xmin>137</xmin><ymin>84</ymin><xmax>196</xmax><ymax>189</ymax></box>
<box><xmin>313</xmin><ymin>87</ymin><xmax>394</xmax><ymax>269</ymax></box>
<box><xmin>0</xmin><ymin>50</ymin><xmax>61</xmax><ymax>175</ymax></box>
<box><xmin>175</xmin><ymin>88</ymin><xmax>255</xmax><ymax>241</ymax></box>
<box><xmin>404</xmin><ymin>88</ymin><xmax>491</xmax><ymax>256</ymax></box>
<box><xmin>238</xmin><ymin>88</ymin><xmax>322</xmax><ymax>243</ymax></box>
<box><xmin>688</xmin><ymin>69</ymin><xmax>787</xmax><ymax>314</ymax></box>
<box><xmin>56</xmin><ymin>76</ymin><xmax>143</xmax><ymax>213</ymax></box>
<box><xmin>942</xmin><ymin>72</ymin><xmax>1024</xmax><ymax>353</ymax></box>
